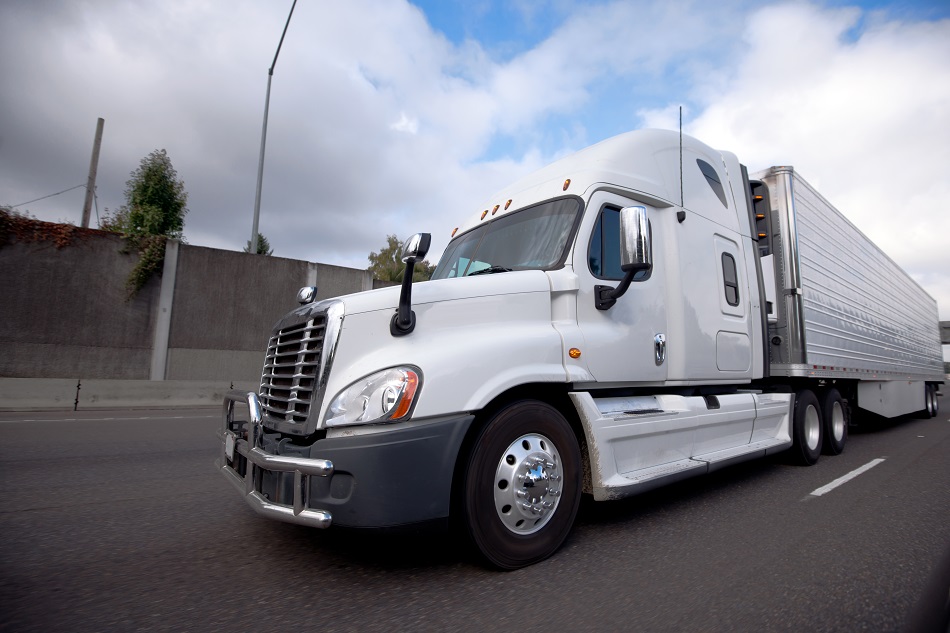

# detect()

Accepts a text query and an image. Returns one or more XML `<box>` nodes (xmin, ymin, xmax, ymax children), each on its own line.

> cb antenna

<box><xmin>677</xmin><ymin>106</ymin><xmax>686</xmax><ymax>223</ymax></box>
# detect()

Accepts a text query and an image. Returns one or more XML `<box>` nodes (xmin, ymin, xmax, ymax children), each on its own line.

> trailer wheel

<box><xmin>821</xmin><ymin>389</ymin><xmax>847</xmax><ymax>455</ymax></box>
<box><xmin>924</xmin><ymin>385</ymin><xmax>935</xmax><ymax>418</ymax></box>
<box><xmin>933</xmin><ymin>386</ymin><xmax>940</xmax><ymax>418</ymax></box>
<box><xmin>462</xmin><ymin>400</ymin><xmax>582</xmax><ymax>570</ymax></box>
<box><xmin>792</xmin><ymin>389</ymin><xmax>823</xmax><ymax>465</ymax></box>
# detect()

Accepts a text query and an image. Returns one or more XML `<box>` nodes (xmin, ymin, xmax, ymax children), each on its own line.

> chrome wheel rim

<box><xmin>831</xmin><ymin>401</ymin><xmax>845</xmax><ymax>443</ymax></box>
<box><xmin>493</xmin><ymin>433</ymin><xmax>563</xmax><ymax>535</ymax></box>
<box><xmin>805</xmin><ymin>404</ymin><xmax>821</xmax><ymax>451</ymax></box>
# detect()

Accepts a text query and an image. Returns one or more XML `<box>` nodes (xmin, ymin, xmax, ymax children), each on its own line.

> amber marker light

<box><xmin>492</xmin><ymin>204</ymin><xmax>500</xmax><ymax>215</ymax></box>
<box><xmin>451</xmin><ymin>227</ymin><xmax>458</xmax><ymax>237</ymax></box>
<box><xmin>389</xmin><ymin>371</ymin><xmax>419</xmax><ymax>419</ymax></box>
<box><xmin>481</xmin><ymin>210</ymin><xmax>488</xmax><ymax>220</ymax></box>
<box><xmin>504</xmin><ymin>199</ymin><xmax>512</xmax><ymax>209</ymax></box>
<box><xmin>563</xmin><ymin>178</ymin><xmax>571</xmax><ymax>191</ymax></box>
<box><xmin>569</xmin><ymin>348</ymin><xmax>581</xmax><ymax>359</ymax></box>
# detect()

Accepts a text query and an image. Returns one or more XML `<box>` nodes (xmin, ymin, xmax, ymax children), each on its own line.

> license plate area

<box><xmin>225</xmin><ymin>431</ymin><xmax>236</xmax><ymax>461</ymax></box>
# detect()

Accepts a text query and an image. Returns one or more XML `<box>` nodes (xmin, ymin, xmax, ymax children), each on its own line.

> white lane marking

<box><xmin>809</xmin><ymin>458</ymin><xmax>886</xmax><ymax>497</ymax></box>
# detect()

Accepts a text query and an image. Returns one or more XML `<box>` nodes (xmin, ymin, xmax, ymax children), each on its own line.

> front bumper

<box><xmin>216</xmin><ymin>391</ymin><xmax>474</xmax><ymax>529</ymax></box>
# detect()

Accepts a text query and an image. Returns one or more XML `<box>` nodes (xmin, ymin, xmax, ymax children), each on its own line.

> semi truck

<box><xmin>217</xmin><ymin>129</ymin><xmax>944</xmax><ymax>569</ymax></box>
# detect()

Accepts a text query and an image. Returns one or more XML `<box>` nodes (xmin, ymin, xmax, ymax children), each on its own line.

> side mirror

<box><xmin>391</xmin><ymin>233</ymin><xmax>431</xmax><ymax>336</ymax></box>
<box><xmin>596</xmin><ymin>206</ymin><xmax>652</xmax><ymax>310</ymax></box>
<box><xmin>401</xmin><ymin>233</ymin><xmax>431</xmax><ymax>264</ymax></box>
<box><xmin>296</xmin><ymin>286</ymin><xmax>318</xmax><ymax>305</ymax></box>
<box><xmin>619</xmin><ymin>206</ymin><xmax>652</xmax><ymax>277</ymax></box>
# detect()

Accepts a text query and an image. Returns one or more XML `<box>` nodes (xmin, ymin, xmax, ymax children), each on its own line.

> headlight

<box><xmin>325</xmin><ymin>366</ymin><xmax>421</xmax><ymax>427</ymax></box>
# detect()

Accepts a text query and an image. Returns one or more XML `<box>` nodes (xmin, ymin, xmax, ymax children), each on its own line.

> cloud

<box><xmin>1</xmin><ymin>0</ymin><xmax>947</xmax><ymax>324</ymax></box>
<box><xmin>642</xmin><ymin>2</ymin><xmax>950</xmax><ymax>317</ymax></box>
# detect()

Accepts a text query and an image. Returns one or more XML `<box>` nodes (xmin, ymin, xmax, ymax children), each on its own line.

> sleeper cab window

<box><xmin>588</xmin><ymin>206</ymin><xmax>623</xmax><ymax>279</ymax></box>
<box><xmin>722</xmin><ymin>252</ymin><xmax>740</xmax><ymax>306</ymax></box>
<box><xmin>697</xmin><ymin>159</ymin><xmax>728</xmax><ymax>208</ymax></box>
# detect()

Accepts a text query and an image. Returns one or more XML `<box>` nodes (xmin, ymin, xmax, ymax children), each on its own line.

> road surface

<box><xmin>1</xmin><ymin>406</ymin><xmax>948</xmax><ymax>632</ymax></box>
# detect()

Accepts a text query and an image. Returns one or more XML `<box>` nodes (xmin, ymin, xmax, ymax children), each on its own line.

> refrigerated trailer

<box><xmin>217</xmin><ymin>129</ymin><xmax>944</xmax><ymax>569</ymax></box>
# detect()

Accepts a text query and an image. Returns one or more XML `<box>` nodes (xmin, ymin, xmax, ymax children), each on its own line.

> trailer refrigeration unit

<box><xmin>217</xmin><ymin>129</ymin><xmax>944</xmax><ymax>569</ymax></box>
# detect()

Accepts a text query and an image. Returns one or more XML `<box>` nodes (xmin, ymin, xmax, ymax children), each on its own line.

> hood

<box><xmin>335</xmin><ymin>269</ymin><xmax>553</xmax><ymax>317</ymax></box>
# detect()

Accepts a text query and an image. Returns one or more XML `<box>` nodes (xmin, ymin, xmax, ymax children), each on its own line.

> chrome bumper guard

<box><xmin>216</xmin><ymin>390</ymin><xmax>334</xmax><ymax>529</ymax></box>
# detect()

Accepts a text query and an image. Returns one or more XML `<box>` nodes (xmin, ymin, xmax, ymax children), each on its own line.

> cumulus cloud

<box><xmin>1</xmin><ymin>0</ymin><xmax>947</xmax><ymax>328</ymax></box>
<box><xmin>674</xmin><ymin>2</ymin><xmax>950</xmax><ymax>318</ymax></box>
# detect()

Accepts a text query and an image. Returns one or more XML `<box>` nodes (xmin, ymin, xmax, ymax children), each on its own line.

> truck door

<box><xmin>574</xmin><ymin>191</ymin><xmax>668</xmax><ymax>385</ymax></box>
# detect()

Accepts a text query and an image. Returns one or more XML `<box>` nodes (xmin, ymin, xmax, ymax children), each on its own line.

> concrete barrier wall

<box><xmin>165</xmin><ymin>244</ymin><xmax>308</xmax><ymax>381</ymax></box>
<box><xmin>0</xmin><ymin>232</ymin><xmax>161</xmax><ymax>379</ymax></box>
<box><xmin>0</xmin><ymin>228</ymin><xmax>373</xmax><ymax>385</ymax></box>
<box><xmin>0</xmin><ymin>377</ymin><xmax>259</xmax><ymax>411</ymax></box>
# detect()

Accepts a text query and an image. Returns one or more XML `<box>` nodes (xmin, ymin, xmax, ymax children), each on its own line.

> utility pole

<box><xmin>250</xmin><ymin>0</ymin><xmax>297</xmax><ymax>255</ymax></box>
<box><xmin>81</xmin><ymin>117</ymin><xmax>105</xmax><ymax>228</ymax></box>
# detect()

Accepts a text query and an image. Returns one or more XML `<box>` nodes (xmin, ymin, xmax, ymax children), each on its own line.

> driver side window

<box><xmin>588</xmin><ymin>206</ymin><xmax>623</xmax><ymax>280</ymax></box>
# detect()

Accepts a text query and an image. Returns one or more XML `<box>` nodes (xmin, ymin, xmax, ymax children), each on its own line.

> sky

<box><xmin>2</xmin><ymin>1</ymin><xmax>949</xmax><ymax>335</ymax></box>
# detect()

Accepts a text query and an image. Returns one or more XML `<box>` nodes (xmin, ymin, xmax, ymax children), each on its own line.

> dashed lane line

<box><xmin>806</xmin><ymin>458</ymin><xmax>887</xmax><ymax>498</ymax></box>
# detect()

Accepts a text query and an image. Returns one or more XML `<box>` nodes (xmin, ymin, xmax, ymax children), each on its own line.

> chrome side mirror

<box><xmin>619</xmin><ymin>206</ymin><xmax>652</xmax><ymax>278</ymax></box>
<box><xmin>596</xmin><ymin>206</ymin><xmax>652</xmax><ymax>310</ymax></box>
<box><xmin>391</xmin><ymin>233</ymin><xmax>431</xmax><ymax>336</ymax></box>
<box><xmin>401</xmin><ymin>233</ymin><xmax>431</xmax><ymax>264</ymax></box>
<box><xmin>297</xmin><ymin>286</ymin><xmax>318</xmax><ymax>305</ymax></box>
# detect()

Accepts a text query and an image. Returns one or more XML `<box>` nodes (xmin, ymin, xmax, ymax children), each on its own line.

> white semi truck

<box><xmin>218</xmin><ymin>129</ymin><xmax>944</xmax><ymax>569</ymax></box>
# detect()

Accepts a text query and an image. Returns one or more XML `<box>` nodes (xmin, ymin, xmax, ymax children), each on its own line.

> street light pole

<box><xmin>250</xmin><ymin>0</ymin><xmax>297</xmax><ymax>255</ymax></box>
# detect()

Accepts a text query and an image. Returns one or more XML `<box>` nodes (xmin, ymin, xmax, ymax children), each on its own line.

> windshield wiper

<box><xmin>468</xmin><ymin>265</ymin><xmax>512</xmax><ymax>276</ymax></box>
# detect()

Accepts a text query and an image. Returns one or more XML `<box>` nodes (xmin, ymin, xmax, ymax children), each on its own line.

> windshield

<box><xmin>432</xmin><ymin>197</ymin><xmax>582</xmax><ymax>279</ymax></box>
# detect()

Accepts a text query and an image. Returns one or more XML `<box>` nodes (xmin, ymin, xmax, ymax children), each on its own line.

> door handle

<box><xmin>654</xmin><ymin>333</ymin><xmax>666</xmax><ymax>366</ymax></box>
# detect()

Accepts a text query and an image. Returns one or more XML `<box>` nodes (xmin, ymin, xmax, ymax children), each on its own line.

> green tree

<box><xmin>367</xmin><ymin>234</ymin><xmax>435</xmax><ymax>282</ymax></box>
<box><xmin>101</xmin><ymin>149</ymin><xmax>188</xmax><ymax>297</ymax></box>
<box><xmin>244</xmin><ymin>233</ymin><xmax>274</xmax><ymax>255</ymax></box>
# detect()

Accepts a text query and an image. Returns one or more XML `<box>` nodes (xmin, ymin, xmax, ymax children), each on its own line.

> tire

<box><xmin>926</xmin><ymin>384</ymin><xmax>939</xmax><ymax>419</ymax></box>
<box><xmin>463</xmin><ymin>400</ymin><xmax>582</xmax><ymax>570</ymax></box>
<box><xmin>791</xmin><ymin>389</ymin><xmax>823</xmax><ymax>465</ymax></box>
<box><xmin>820</xmin><ymin>388</ymin><xmax>848</xmax><ymax>455</ymax></box>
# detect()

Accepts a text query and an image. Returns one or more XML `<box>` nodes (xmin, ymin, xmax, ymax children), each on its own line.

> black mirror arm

<box><xmin>594</xmin><ymin>262</ymin><xmax>651</xmax><ymax>311</ymax></box>
<box><xmin>391</xmin><ymin>259</ymin><xmax>418</xmax><ymax>336</ymax></box>
<box><xmin>390</xmin><ymin>233</ymin><xmax>431</xmax><ymax>336</ymax></box>
<box><xmin>594</xmin><ymin>272</ymin><xmax>633</xmax><ymax>311</ymax></box>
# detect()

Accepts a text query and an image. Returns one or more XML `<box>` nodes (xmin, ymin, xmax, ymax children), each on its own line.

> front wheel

<box><xmin>463</xmin><ymin>400</ymin><xmax>582</xmax><ymax>569</ymax></box>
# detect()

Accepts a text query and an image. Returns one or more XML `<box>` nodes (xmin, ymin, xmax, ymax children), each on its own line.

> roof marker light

<box><xmin>451</xmin><ymin>227</ymin><xmax>458</xmax><ymax>237</ymax></box>
<box><xmin>492</xmin><ymin>204</ymin><xmax>500</xmax><ymax>215</ymax></box>
<box><xmin>563</xmin><ymin>178</ymin><xmax>571</xmax><ymax>191</ymax></box>
<box><xmin>505</xmin><ymin>199</ymin><xmax>512</xmax><ymax>209</ymax></box>
<box><xmin>481</xmin><ymin>210</ymin><xmax>488</xmax><ymax>220</ymax></box>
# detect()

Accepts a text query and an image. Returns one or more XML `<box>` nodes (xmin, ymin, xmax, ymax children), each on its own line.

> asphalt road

<box><xmin>1</xmin><ymin>406</ymin><xmax>948</xmax><ymax>632</ymax></box>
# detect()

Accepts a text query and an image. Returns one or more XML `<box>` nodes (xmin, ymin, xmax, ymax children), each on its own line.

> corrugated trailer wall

<box><xmin>755</xmin><ymin>167</ymin><xmax>943</xmax><ymax>381</ymax></box>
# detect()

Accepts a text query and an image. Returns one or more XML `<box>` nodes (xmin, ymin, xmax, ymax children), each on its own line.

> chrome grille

<box><xmin>259</xmin><ymin>315</ymin><xmax>327</xmax><ymax>423</ymax></box>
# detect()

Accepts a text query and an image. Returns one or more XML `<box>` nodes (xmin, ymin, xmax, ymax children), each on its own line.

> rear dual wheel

<box><xmin>792</xmin><ymin>389</ymin><xmax>823</xmax><ymax>465</ymax></box>
<box><xmin>925</xmin><ymin>384</ymin><xmax>939</xmax><ymax>418</ymax></box>
<box><xmin>821</xmin><ymin>388</ymin><xmax>848</xmax><ymax>455</ymax></box>
<box><xmin>462</xmin><ymin>400</ymin><xmax>582</xmax><ymax>570</ymax></box>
